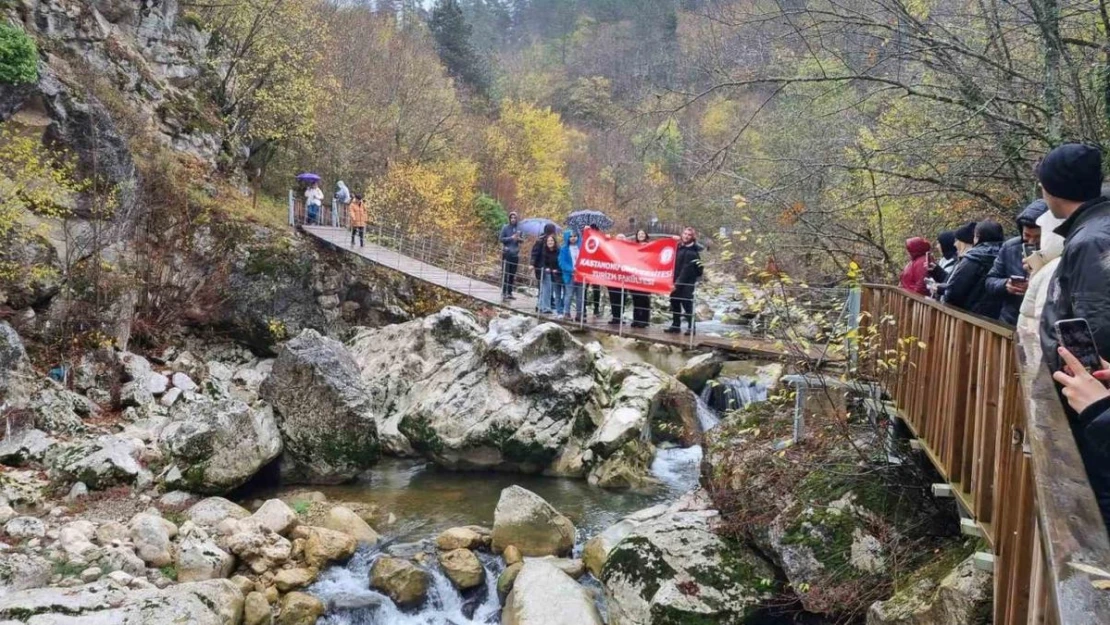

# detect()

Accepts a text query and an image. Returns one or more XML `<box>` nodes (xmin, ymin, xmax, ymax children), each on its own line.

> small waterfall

<box><xmin>312</xmin><ymin>547</ymin><xmax>505</xmax><ymax>625</ymax></box>
<box><xmin>699</xmin><ymin>377</ymin><xmax>768</xmax><ymax>417</ymax></box>
<box><xmin>650</xmin><ymin>444</ymin><xmax>703</xmax><ymax>493</ymax></box>
<box><xmin>695</xmin><ymin>395</ymin><xmax>720</xmax><ymax>432</ymax></box>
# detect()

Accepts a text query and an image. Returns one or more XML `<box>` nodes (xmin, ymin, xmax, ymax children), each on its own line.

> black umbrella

<box><xmin>567</xmin><ymin>209</ymin><xmax>614</xmax><ymax>233</ymax></box>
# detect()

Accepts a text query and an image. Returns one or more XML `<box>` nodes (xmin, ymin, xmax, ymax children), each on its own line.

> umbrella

<box><xmin>517</xmin><ymin>217</ymin><xmax>560</xmax><ymax>237</ymax></box>
<box><xmin>566</xmin><ymin>209</ymin><xmax>614</xmax><ymax>233</ymax></box>
<box><xmin>296</xmin><ymin>172</ymin><xmax>321</xmax><ymax>183</ymax></box>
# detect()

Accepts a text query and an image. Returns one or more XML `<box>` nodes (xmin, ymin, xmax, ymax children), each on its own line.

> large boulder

<box><xmin>866</xmin><ymin>555</ymin><xmax>992</xmax><ymax>625</ymax></box>
<box><xmin>294</xmin><ymin>525</ymin><xmax>357</xmax><ymax>568</ymax></box>
<box><xmin>277</xmin><ymin>591</ymin><xmax>325</xmax><ymax>625</ymax></box>
<box><xmin>348</xmin><ymin>310</ymin><xmax>601</xmax><ymax>471</ymax></box>
<box><xmin>502</xmin><ymin>560</ymin><xmax>604</xmax><ymax>625</ymax></box>
<box><xmin>439</xmin><ymin>548</ymin><xmax>484</xmax><ymax>590</ymax></box>
<box><xmin>130</xmin><ymin>512</ymin><xmax>174</xmax><ymax>567</ymax></box>
<box><xmin>158</xmin><ymin>399</ymin><xmax>282</xmax><ymax>493</ymax></box>
<box><xmin>46</xmin><ymin>435</ymin><xmax>142</xmax><ymax>489</ymax></box>
<box><xmin>0</xmin><ymin>428</ymin><xmax>57</xmax><ymax>466</ymax></box>
<box><xmin>323</xmin><ymin>505</ymin><xmax>379</xmax><ymax>544</ymax></box>
<box><xmin>583</xmin><ymin>504</ymin><xmax>669</xmax><ymax>577</ymax></box>
<box><xmin>186</xmin><ymin>497</ymin><xmax>251</xmax><ymax>528</ymax></box>
<box><xmin>0</xmin><ymin>578</ymin><xmax>244</xmax><ymax>625</ymax></box>
<box><xmin>0</xmin><ymin>552</ymin><xmax>52</xmax><ymax>591</ymax></box>
<box><xmin>600</xmin><ymin>495</ymin><xmax>774</xmax><ymax>625</ymax></box>
<box><xmin>369</xmin><ymin>556</ymin><xmax>432</xmax><ymax>608</ymax></box>
<box><xmin>491</xmin><ymin>486</ymin><xmax>576</xmax><ymax>557</ymax></box>
<box><xmin>261</xmin><ymin>329</ymin><xmax>380</xmax><ymax>483</ymax></box>
<box><xmin>29</xmin><ymin>382</ymin><xmax>98</xmax><ymax>434</ymax></box>
<box><xmin>674</xmin><ymin>352</ymin><xmax>726</xmax><ymax>394</ymax></box>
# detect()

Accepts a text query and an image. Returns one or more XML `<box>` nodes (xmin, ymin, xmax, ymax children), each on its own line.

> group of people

<box><xmin>304</xmin><ymin>180</ymin><xmax>369</xmax><ymax>247</ymax></box>
<box><xmin>498</xmin><ymin>213</ymin><xmax>705</xmax><ymax>334</ymax></box>
<box><xmin>900</xmin><ymin>143</ymin><xmax>1110</xmax><ymax>532</ymax></box>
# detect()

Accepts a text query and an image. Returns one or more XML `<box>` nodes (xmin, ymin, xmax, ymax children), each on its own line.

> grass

<box><xmin>225</xmin><ymin>193</ymin><xmax>289</xmax><ymax>231</ymax></box>
<box><xmin>291</xmin><ymin>500</ymin><xmax>310</xmax><ymax>515</ymax></box>
<box><xmin>159</xmin><ymin>564</ymin><xmax>178</xmax><ymax>581</ymax></box>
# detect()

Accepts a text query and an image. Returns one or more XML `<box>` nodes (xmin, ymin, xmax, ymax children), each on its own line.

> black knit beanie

<box><xmin>1037</xmin><ymin>144</ymin><xmax>1104</xmax><ymax>202</ymax></box>
<box><xmin>954</xmin><ymin>222</ymin><xmax>977</xmax><ymax>244</ymax></box>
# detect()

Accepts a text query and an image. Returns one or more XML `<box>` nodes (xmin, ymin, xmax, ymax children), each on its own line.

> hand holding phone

<box><xmin>1006</xmin><ymin>275</ymin><xmax>1028</xmax><ymax>295</ymax></box>
<box><xmin>1056</xmin><ymin>318</ymin><xmax>1103</xmax><ymax>373</ymax></box>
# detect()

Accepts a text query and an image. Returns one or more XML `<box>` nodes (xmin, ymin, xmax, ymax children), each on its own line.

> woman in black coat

<box><xmin>629</xmin><ymin>229</ymin><xmax>652</xmax><ymax>328</ymax></box>
<box><xmin>666</xmin><ymin>227</ymin><xmax>704</xmax><ymax>335</ymax></box>
<box><xmin>942</xmin><ymin>221</ymin><xmax>1005</xmax><ymax>318</ymax></box>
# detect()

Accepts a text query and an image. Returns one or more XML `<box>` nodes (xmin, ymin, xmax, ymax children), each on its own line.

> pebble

<box><xmin>67</xmin><ymin>482</ymin><xmax>89</xmax><ymax>502</ymax></box>
<box><xmin>46</xmin><ymin>530</ymin><xmax>60</xmax><ymax>540</ymax></box>
<box><xmin>172</xmin><ymin>372</ymin><xmax>198</xmax><ymax>392</ymax></box>
<box><xmin>49</xmin><ymin>507</ymin><xmax>65</xmax><ymax>517</ymax></box>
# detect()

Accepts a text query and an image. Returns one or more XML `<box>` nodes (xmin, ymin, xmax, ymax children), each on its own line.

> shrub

<box><xmin>0</xmin><ymin>23</ymin><xmax>38</xmax><ymax>85</ymax></box>
<box><xmin>474</xmin><ymin>192</ymin><xmax>508</xmax><ymax>233</ymax></box>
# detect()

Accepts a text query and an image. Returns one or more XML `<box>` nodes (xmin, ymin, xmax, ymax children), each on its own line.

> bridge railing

<box><xmin>860</xmin><ymin>284</ymin><xmax>1110</xmax><ymax>625</ymax></box>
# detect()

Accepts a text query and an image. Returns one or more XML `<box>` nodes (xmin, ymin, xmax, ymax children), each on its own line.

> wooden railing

<box><xmin>860</xmin><ymin>285</ymin><xmax>1110</xmax><ymax>625</ymax></box>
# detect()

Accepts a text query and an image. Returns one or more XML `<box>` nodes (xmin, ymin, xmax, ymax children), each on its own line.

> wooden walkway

<box><xmin>304</xmin><ymin>226</ymin><xmax>815</xmax><ymax>360</ymax></box>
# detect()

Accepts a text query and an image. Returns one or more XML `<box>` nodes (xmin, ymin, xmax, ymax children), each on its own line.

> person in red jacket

<box><xmin>899</xmin><ymin>237</ymin><xmax>932</xmax><ymax>295</ymax></box>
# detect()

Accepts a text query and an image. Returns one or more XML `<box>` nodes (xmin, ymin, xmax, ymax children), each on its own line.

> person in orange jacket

<box><xmin>349</xmin><ymin>194</ymin><xmax>367</xmax><ymax>247</ymax></box>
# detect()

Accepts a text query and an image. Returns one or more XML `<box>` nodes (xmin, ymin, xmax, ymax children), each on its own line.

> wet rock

<box><xmin>503</xmin><ymin>544</ymin><xmax>523</xmax><ymax>565</ymax></box>
<box><xmin>502</xmin><ymin>560</ymin><xmax>603</xmax><ymax>625</ymax></box>
<box><xmin>587</xmin><ymin>439</ymin><xmax>658</xmax><ymax>490</ymax></box>
<box><xmin>295</xmin><ymin>525</ymin><xmax>357</xmax><ymax>568</ymax></box>
<box><xmin>159</xmin><ymin>399</ymin><xmax>281</xmax><ymax>497</ymax></box>
<box><xmin>435</xmin><ymin>526</ymin><xmax>486</xmax><ymax>551</ymax></box>
<box><xmin>531</xmin><ymin>556</ymin><xmax>586</xmax><ymax>579</ymax></box>
<box><xmin>0</xmin><ymin>578</ymin><xmax>244</xmax><ymax>625</ymax></box>
<box><xmin>492</xmin><ymin>486</ymin><xmax>576</xmax><ymax>557</ymax></box>
<box><xmin>370</xmin><ymin>556</ymin><xmax>432</xmax><ymax>608</ymax></box>
<box><xmin>273</xmin><ymin>567</ymin><xmax>318</xmax><ymax>592</ymax></box>
<box><xmin>261</xmin><ymin>329</ymin><xmax>380</xmax><ymax>483</ymax></box>
<box><xmin>497</xmin><ymin>562</ymin><xmax>523</xmax><ymax>599</ymax></box>
<box><xmin>46</xmin><ymin>434</ymin><xmax>142</xmax><ymax>489</ymax></box>
<box><xmin>866</xmin><ymin>555</ymin><xmax>991</xmax><ymax>625</ymax></box>
<box><xmin>0</xmin><ymin>552</ymin><xmax>52</xmax><ymax>591</ymax></box>
<box><xmin>675</xmin><ymin>352</ymin><xmax>726</xmax><ymax>394</ymax></box>
<box><xmin>186</xmin><ymin>497</ymin><xmax>251</xmax><ymax>528</ymax></box>
<box><xmin>175</xmin><ymin>522</ymin><xmax>235</xmax><ymax>582</ymax></box>
<box><xmin>600</xmin><ymin>496</ymin><xmax>772</xmax><ymax>625</ymax></box>
<box><xmin>4</xmin><ymin>515</ymin><xmax>46</xmax><ymax>539</ymax></box>
<box><xmin>0</xmin><ymin>428</ymin><xmax>57</xmax><ymax>466</ymax></box>
<box><xmin>440</xmin><ymin>548</ymin><xmax>484</xmax><ymax>590</ymax></box>
<box><xmin>278</xmin><ymin>591</ymin><xmax>325</xmax><ymax>625</ymax></box>
<box><xmin>323</xmin><ymin>505</ymin><xmax>379</xmax><ymax>544</ymax></box>
<box><xmin>582</xmin><ymin>504</ymin><xmax>669</xmax><ymax>577</ymax></box>
<box><xmin>130</xmin><ymin>512</ymin><xmax>173</xmax><ymax>567</ymax></box>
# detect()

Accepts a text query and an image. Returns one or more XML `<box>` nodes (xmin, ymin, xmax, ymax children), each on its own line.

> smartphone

<box><xmin>1009</xmin><ymin>275</ymin><xmax>1028</xmax><ymax>284</ymax></box>
<box><xmin>1056</xmin><ymin>318</ymin><xmax>1103</xmax><ymax>372</ymax></box>
<box><xmin>1022</xmin><ymin>243</ymin><xmax>1038</xmax><ymax>257</ymax></box>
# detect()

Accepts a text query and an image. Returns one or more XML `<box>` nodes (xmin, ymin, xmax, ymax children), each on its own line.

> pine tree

<box><xmin>429</xmin><ymin>0</ymin><xmax>490</xmax><ymax>95</ymax></box>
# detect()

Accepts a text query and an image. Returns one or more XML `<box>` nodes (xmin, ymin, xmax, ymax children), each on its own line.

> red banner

<box><xmin>576</xmin><ymin>230</ymin><xmax>678</xmax><ymax>295</ymax></box>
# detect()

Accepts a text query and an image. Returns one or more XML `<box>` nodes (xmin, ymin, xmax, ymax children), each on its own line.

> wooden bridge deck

<box><xmin>304</xmin><ymin>226</ymin><xmax>816</xmax><ymax>360</ymax></box>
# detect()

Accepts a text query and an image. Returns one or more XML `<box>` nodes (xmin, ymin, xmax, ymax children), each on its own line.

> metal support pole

<box><xmin>288</xmin><ymin>190</ymin><xmax>295</xmax><ymax>226</ymax></box>
<box><xmin>793</xmin><ymin>383</ymin><xmax>807</xmax><ymax>444</ymax></box>
<box><xmin>689</xmin><ymin>289</ymin><xmax>697</xmax><ymax>348</ymax></box>
<box><xmin>618</xmin><ymin>288</ymin><xmax>625</xmax><ymax>337</ymax></box>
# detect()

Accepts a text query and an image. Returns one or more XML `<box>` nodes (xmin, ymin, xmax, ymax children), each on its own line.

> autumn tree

<box><xmin>485</xmin><ymin>100</ymin><xmax>578</xmax><ymax>218</ymax></box>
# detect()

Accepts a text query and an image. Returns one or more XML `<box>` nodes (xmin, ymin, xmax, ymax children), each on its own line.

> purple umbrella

<box><xmin>517</xmin><ymin>217</ymin><xmax>560</xmax><ymax>237</ymax></box>
<box><xmin>296</xmin><ymin>172</ymin><xmax>321</xmax><ymax>184</ymax></box>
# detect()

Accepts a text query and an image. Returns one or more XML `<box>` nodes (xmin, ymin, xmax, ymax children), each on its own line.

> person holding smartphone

<box><xmin>984</xmin><ymin>198</ymin><xmax>1048</xmax><ymax>325</ymax></box>
<box><xmin>1052</xmin><ymin>343</ymin><xmax>1110</xmax><ymax>533</ymax></box>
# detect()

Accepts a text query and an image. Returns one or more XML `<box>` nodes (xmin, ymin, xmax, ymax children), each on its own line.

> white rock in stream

<box><xmin>502</xmin><ymin>560</ymin><xmax>603</xmax><ymax>625</ymax></box>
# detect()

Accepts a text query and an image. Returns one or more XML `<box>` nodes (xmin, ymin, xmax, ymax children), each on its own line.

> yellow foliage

<box><xmin>700</xmin><ymin>97</ymin><xmax>741</xmax><ymax>141</ymax></box>
<box><xmin>370</xmin><ymin>159</ymin><xmax>480</xmax><ymax>234</ymax></box>
<box><xmin>485</xmin><ymin>100</ymin><xmax>573</xmax><ymax>218</ymax></box>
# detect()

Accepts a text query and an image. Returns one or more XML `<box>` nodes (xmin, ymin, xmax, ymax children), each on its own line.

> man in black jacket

<box><xmin>984</xmin><ymin>199</ymin><xmax>1048</xmax><ymax>325</ymax></box>
<box><xmin>1037</xmin><ymin>142</ymin><xmax>1110</xmax><ymax>531</ymax></box>
<box><xmin>665</xmin><ymin>227</ymin><xmax>703</xmax><ymax>335</ymax></box>
<box><xmin>942</xmin><ymin>221</ymin><xmax>1005</xmax><ymax>318</ymax></box>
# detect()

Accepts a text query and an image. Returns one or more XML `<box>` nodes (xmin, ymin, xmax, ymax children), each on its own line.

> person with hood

<box><xmin>304</xmin><ymin>181</ymin><xmax>324</xmax><ymax>225</ymax></box>
<box><xmin>537</xmin><ymin>234</ymin><xmax>562</xmax><ymax>315</ymax></box>
<box><xmin>933</xmin><ymin>231</ymin><xmax>959</xmax><ymax>280</ymax></box>
<box><xmin>1017</xmin><ymin>209</ymin><xmax>1066</xmax><ymax>341</ymax></box>
<box><xmin>665</xmin><ymin>227</ymin><xmax>704</xmax><ymax>335</ymax></box>
<box><xmin>629</xmin><ymin>229</ymin><xmax>652</xmax><ymax>328</ymax></box>
<box><xmin>899</xmin><ymin>237</ymin><xmax>932</xmax><ymax>296</ymax></box>
<box><xmin>335</xmin><ymin>181</ymin><xmax>351</xmax><ymax>208</ymax></box>
<box><xmin>984</xmin><ymin>199</ymin><xmax>1048</xmax><ymax>325</ymax></box>
<box><xmin>942</xmin><ymin>220</ymin><xmax>1005</xmax><ymax>317</ymax></box>
<box><xmin>1036</xmin><ymin>143</ymin><xmax>1110</xmax><ymax>530</ymax></box>
<box><xmin>349</xmin><ymin>194</ymin><xmax>367</xmax><ymax>248</ymax></box>
<box><xmin>499</xmin><ymin>212</ymin><xmax>522</xmax><ymax>300</ymax></box>
<box><xmin>559</xmin><ymin>230</ymin><xmax>584</xmax><ymax>320</ymax></box>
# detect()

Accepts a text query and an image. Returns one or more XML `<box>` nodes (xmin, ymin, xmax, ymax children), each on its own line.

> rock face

<box><xmin>158</xmin><ymin>398</ymin><xmax>283</xmax><ymax>493</ymax></box>
<box><xmin>0</xmin><ymin>321</ymin><xmax>26</xmax><ymax>395</ymax></box>
<box><xmin>370</xmin><ymin>556</ymin><xmax>432</xmax><ymax>608</ymax></box>
<box><xmin>261</xmin><ymin>329</ymin><xmax>381</xmax><ymax>483</ymax></box>
<box><xmin>599</xmin><ymin>495</ymin><xmax>773</xmax><ymax>625</ymax></box>
<box><xmin>348</xmin><ymin>310</ymin><xmax>598</xmax><ymax>470</ymax></box>
<box><xmin>491</xmin><ymin>486</ymin><xmax>576</xmax><ymax>557</ymax></box>
<box><xmin>0</xmin><ymin>429</ymin><xmax>56</xmax><ymax>466</ymax></box>
<box><xmin>502</xmin><ymin>560</ymin><xmax>604</xmax><ymax>625</ymax></box>
<box><xmin>0</xmin><ymin>579</ymin><xmax>244</xmax><ymax>625</ymax></box>
<box><xmin>866</xmin><ymin>555</ymin><xmax>992</xmax><ymax>625</ymax></box>
<box><xmin>0</xmin><ymin>552</ymin><xmax>52</xmax><ymax>591</ymax></box>
<box><xmin>46</xmin><ymin>435</ymin><xmax>142</xmax><ymax>489</ymax></box>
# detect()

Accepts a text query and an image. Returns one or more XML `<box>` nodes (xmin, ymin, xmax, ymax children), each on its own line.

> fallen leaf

<box><xmin>1069</xmin><ymin>561</ymin><xmax>1110</xmax><ymax>578</ymax></box>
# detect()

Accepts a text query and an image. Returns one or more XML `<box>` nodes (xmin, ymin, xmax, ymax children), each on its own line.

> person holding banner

<box><xmin>665</xmin><ymin>227</ymin><xmax>704</xmax><ymax>335</ymax></box>
<box><xmin>629</xmin><ymin>229</ymin><xmax>652</xmax><ymax>328</ymax></box>
<box><xmin>559</xmin><ymin>230</ymin><xmax>584</xmax><ymax>320</ymax></box>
